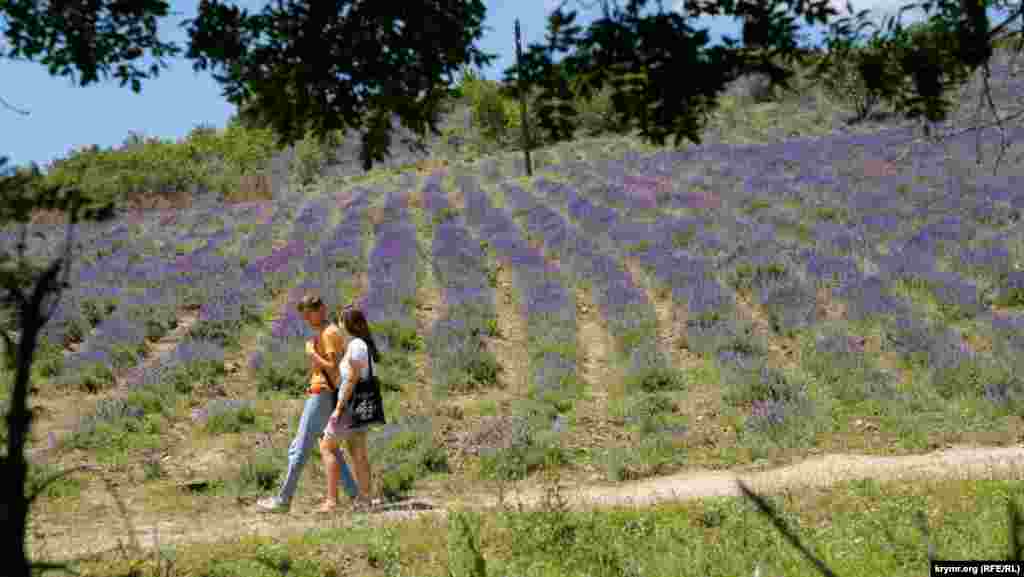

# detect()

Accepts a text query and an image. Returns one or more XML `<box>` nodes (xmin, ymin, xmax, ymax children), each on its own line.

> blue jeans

<box><xmin>276</xmin><ymin>388</ymin><xmax>359</xmax><ymax>503</ymax></box>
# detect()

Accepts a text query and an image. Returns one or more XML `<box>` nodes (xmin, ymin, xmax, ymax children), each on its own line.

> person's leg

<box><xmin>326</xmin><ymin>390</ymin><xmax>359</xmax><ymax>499</ymax></box>
<box><xmin>333</xmin><ymin>443</ymin><xmax>360</xmax><ymax>498</ymax></box>
<box><xmin>318</xmin><ymin>434</ymin><xmax>340</xmax><ymax>511</ymax></box>
<box><xmin>345</xmin><ymin>431</ymin><xmax>371</xmax><ymax>501</ymax></box>
<box><xmin>275</xmin><ymin>394</ymin><xmax>320</xmax><ymax>505</ymax></box>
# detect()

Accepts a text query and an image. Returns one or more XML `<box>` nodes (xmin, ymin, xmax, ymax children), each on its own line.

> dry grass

<box><xmin>227</xmin><ymin>173</ymin><xmax>274</xmax><ymax>203</ymax></box>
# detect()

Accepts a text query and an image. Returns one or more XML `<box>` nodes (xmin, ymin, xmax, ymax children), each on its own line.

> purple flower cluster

<box><xmin>362</xmin><ymin>191</ymin><xmax>419</xmax><ymax>350</ymax></box>
<box><xmin>420</xmin><ymin>178</ymin><xmax>501</xmax><ymax>392</ymax></box>
<box><xmin>302</xmin><ymin>190</ymin><xmax>370</xmax><ymax>306</ymax></box>
<box><xmin>745</xmin><ymin>399</ymin><xmax>790</xmax><ymax>432</ymax></box>
<box><xmin>457</xmin><ymin>175</ymin><xmax>577</xmax><ymax>396</ymax></box>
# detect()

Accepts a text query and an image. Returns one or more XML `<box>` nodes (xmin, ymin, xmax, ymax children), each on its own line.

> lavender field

<box><xmin>4</xmin><ymin>46</ymin><xmax>1024</xmax><ymax>574</ymax></box>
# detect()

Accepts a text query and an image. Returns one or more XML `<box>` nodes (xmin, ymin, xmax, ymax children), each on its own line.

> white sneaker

<box><xmin>256</xmin><ymin>496</ymin><xmax>290</xmax><ymax>513</ymax></box>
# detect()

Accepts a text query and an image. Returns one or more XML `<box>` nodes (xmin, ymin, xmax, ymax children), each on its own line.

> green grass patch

<box><xmin>478</xmin><ymin>404</ymin><xmax>567</xmax><ymax>482</ymax></box>
<box><xmin>624</xmin><ymin>365</ymin><xmax>689</xmax><ymax>393</ymax></box>
<box><xmin>601</xmin><ymin>434</ymin><xmax>687</xmax><ymax>482</ymax></box>
<box><xmin>66</xmin><ymin>413</ymin><xmax>163</xmax><ymax>463</ymax></box>
<box><xmin>215</xmin><ymin>447</ymin><xmax>285</xmax><ymax>501</ymax></box>
<box><xmin>75</xmin><ymin>475</ymin><xmax>1024</xmax><ymax>577</ymax></box>
<box><xmin>28</xmin><ymin>461</ymin><xmax>84</xmax><ymax>501</ymax></box>
<box><xmin>372</xmin><ymin>420</ymin><xmax>450</xmax><ymax>501</ymax></box>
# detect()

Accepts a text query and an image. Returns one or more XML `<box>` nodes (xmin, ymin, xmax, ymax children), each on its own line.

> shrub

<box><xmin>200</xmin><ymin>399</ymin><xmax>258</xmax><ymax>434</ymax></box>
<box><xmin>372</xmin><ymin>320</ymin><xmax>423</xmax><ymax>354</ymax></box>
<box><xmin>479</xmin><ymin>415</ymin><xmax>567</xmax><ymax>482</ymax></box>
<box><xmin>67</xmin><ymin>411</ymin><xmax>161</xmax><ymax>456</ymax></box>
<box><xmin>223</xmin><ymin>447</ymin><xmax>283</xmax><ymax>499</ymax></box>
<box><xmin>290</xmin><ymin>129</ymin><xmax>343</xmax><ymax>189</ymax></box>
<box><xmin>165</xmin><ymin>358</ymin><xmax>226</xmax><ymax>396</ymax></box>
<box><xmin>627</xmin><ymin>366</ymin><xmax>688</xmax><ymax>393</ymax></box>
<box><xmin>371</xmin><ymin>420</ymin><xmax>449</xmax><ymax>501</ymax></box>
<box><xmin>28</xmin><ymin>462</ymin><xmax>83</xmax><ymax>500</ymax></box>
<box><xmin>458</xmin><ymin>66</ymin><xmax>518</xmax><ymax>145</ymax></box>
<box><xmin>603</xmin><ymin>435</ymin><xmax>684</xmax><ymax>481</ymax></box>
<box><xmin>253</xmin><ymin>345</ymin><xmax>309</xmax><ymax>396</ymax></box>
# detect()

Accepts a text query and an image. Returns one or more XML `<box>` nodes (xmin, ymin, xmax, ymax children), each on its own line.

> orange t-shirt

<box><xmin>309</xmin><ymin>324</ymin><xmax>344</xmax><ymax>393</ymax></box>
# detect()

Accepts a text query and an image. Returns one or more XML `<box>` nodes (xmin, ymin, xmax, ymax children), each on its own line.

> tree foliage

<box><xmin>503</xmin><ymin>0</ymin><xmax>1021</xmax><ymax>153</ymax></box>
<box><xmin>182</xmin><ymin>0</ymin><xmax>497</xmax><ymax>170</ymax></box>
<box><xmin>0</xmin><ymin>0</ymin><xmax>179</xmax><ymax>91</ymax></box>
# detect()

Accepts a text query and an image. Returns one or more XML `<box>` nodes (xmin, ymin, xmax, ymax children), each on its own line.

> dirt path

<box><xmin>487</xmin><ymin>264</ymin><xmax>530</xmax><ymax>398</ymax></box>
<box><xmin>32</xmin><ymin>444</ymin><xmax>1024</xmax><ymax>561</ymax></box>
<box><xmin>561</xmin><ymin>286</ymin><xmax>627</xmax><ymax>455</ymax></box>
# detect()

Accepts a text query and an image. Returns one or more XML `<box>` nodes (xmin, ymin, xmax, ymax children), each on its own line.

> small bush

<box><xmin>67</xmin><ymin>360</ymin><xmax>116</xmax><ymax>394</ymax></box>
<box><xmin>479</xmin><ymin>416</ymin><xmax>567</xmax><ymax>482</ymax></box>
<box><xmin>372</xmin><ymin>320</ymin><xmax>423</xmax><ymax>354</ymax></box>
<box><xmin>67</xmin><ymin>412</ymin><xmax>162</xmax><ymax>457</ymax></box>
<box><xmin>223</xmin><ymin>447</ymin><xmax>283</xmax><ymax>499</ymax></box>
<box><xmin>372</xmin><ymin>422</ymin><xmax>449</xmax><ymax>501</ymax></box>
<box><xmin>28</xmin><ymin>462</ymin><xmax>83</xmax><ymax>500</ymax></box>
<box><xmin>167</xmin><ymin>358</ymin><xmax>226</xmax><ymax>395</ymax></box>
<box><xmin>30</xmin><ymin>339</ymin><xmax>64</xmax><ymax>379</ymax></box>
<box><xmin>254</xmin><ymin>345</ymin><xmax>309</xmax><ymax>396</ymax></box>
<box><xmin>447</xmin><ymin>510</ymin><xmax>488</xmax><ymax>577</ymax></box>
<box><xmin>627</xmin><ymin>366</ymin><xmax>688</xmax><ymax>393</ymax></box>
<box><xmin>291</xmin><ymin>129</ymin><xmax>344</xmax><ymax>188</ymax></box>
<box><xmin>367</xmin><ymin>527</ymin><xmax>402</xmax><ymax>576</ymax></box>
<box><xmin>142</xmin><ymin>458</ymin><xmax>164</xmax><ymax>481</ymax></box>
<box><xmin>201</xmin><ymin>399</ymin><xmax>257</xmax><ymax>434</ymax></box>
<box><xmin>602</xmin><ymin>435</ymin><xmax>684</xmax><ymax>481</ymax></box>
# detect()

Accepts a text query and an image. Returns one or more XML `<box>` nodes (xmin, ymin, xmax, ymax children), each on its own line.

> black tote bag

<box><xmin>338</xmin><ymin>343</ymin><xmax>386</xmax><ymax>430</ymax></box>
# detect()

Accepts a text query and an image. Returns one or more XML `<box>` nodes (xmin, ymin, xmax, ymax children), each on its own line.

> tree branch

<box><xmin>0</xmin><ymin>95</ymin><xmax>30</xmax><ymax>116</ymax></box>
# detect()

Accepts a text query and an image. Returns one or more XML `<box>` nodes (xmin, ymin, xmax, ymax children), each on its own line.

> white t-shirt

<box><xmin>338</xmin><ymin>337</ymin><xmax>371</xmax><ymax>385</ymax></box>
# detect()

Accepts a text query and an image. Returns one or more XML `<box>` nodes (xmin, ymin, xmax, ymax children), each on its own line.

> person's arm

<box><xmin>306</xmin><ymin>334</ymin><xmax>337</xmax><ymax>372</ymax></box>
<box><xmin>336</xmin><ymin>340</ymin><xmax>368</xmax><ymax>409</ymax></box>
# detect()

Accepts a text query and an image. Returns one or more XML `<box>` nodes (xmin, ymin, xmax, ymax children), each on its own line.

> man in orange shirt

<box><xmin>256</xmin><ymin>293</ymin><xmax>359</xmax><ymax>513</ymax></box>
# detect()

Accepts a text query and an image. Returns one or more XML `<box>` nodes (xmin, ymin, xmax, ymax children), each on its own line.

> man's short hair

<box><xmin>296</xmin><ymin>293</ymin><xmax>324</xmax><ymax>313</ymax></box>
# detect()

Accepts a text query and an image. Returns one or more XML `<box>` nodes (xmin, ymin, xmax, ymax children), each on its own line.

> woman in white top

<box><xmin>319</xmin><ymin>304</ymin><xmax>379</xmax><ymax>511</ymax></box>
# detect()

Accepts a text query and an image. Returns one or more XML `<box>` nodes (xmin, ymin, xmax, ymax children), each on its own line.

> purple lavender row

<box><xmin>499</xmin><ymin>180</ymin><xmax>666</xmax><ymax>375</ymax></box>
<box><xmin>630</xmin><ymin>133</ymin><xmax>1012</xmax><ymax>378</ymax></box>
<box><xmin>66</xmin><ymin>205</ymin><xmax>279</xmax><ymax>431</ymax></box>
<box><xmin>121</xmin><ymin>195</ymin><xmax>305</xmax><ymax>392</ymax></box>
<box><xmin>360</xmin><ymin>190</ymin><xmax>420</xmax><ymax>353</ymax></box>
<box><xmin>234</xmin><ymin>192</ymin><xmax>341</xmax><ymax>337</ymax></box>
<box><xmin>456</xmin><ymin>173</ymin><xmax>578</xmax><ymax>397</ymax></box>
<box><xmin>44</xmin><ymin>210</ymin><xmax>238</xmax><ymax>361</ymax></box>
<box><xmin>525</xmin><ymin>176</ymin><xmax>755</xmax><ymax>368</ymax></box>
<box><xmin>421</xmin><ymin>175</ymin><xmax>501</xmax><ymax>396</ymax></box>
<box><xmin>116</xmin><ymin>204</ymin><xmax>288</xmax><ymax>386</ymax></box>
<box><xmin>252</xmin><ymin>190</ymin><xmax>372</xmax><ymax>372</ymax></box>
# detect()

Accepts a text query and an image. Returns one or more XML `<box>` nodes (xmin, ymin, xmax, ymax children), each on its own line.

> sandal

<box><xmin>316</xmin><ymin>500</ymin><xmax>338</xmax><ymax>514</ymax></box>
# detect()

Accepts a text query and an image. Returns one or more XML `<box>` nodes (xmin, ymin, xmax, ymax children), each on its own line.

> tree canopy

<box><xmin>3</xmin><ymin>0</ymin><xmax>1022</xmax><ymax>170</ymax></box>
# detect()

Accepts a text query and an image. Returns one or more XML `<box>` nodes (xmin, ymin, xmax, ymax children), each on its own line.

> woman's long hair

<box><xmin>339</xmin><ymin>306</ymin><xmax>380</xmax><ymax>363</ymax></box>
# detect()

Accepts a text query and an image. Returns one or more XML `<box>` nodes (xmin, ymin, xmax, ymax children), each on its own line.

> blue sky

<box><xmin>0</xmin><ymin>0</ymin><xmax>1016</xmax><ymax>170</ymax></box>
